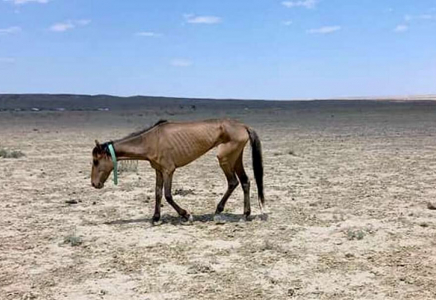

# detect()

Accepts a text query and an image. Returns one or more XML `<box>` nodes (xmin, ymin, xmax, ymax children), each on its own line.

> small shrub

<box><xmin>64</xmin><ymin>229</ymin><xmax>83</xmax><ymax>247</ymax></box>
<box><xmin>65</xmin><ymin>235</ymin><xmax>82</xmax><ymax>246</ymax></box>
<box><xmin>187</xmin><ymin>263</ymin><xmax>215</xmax><ymax>274</ymax></box>
<box><xmin>174</xmin><ymin>188</ymin><xmax>195</xmax><ymax>196</ymax></box>
<box><xmin>0</xmin><ymin>148</ymin><xmax>25</xmax><ymax>159</ymax></box>
<box><xmin>346</xmin><ymin>229</ymin><xmax>365</xmax><ymax>240</ymax></box>
<box><xmin>64</xmin><ymin>234</ymin><xmax>82</xmax><ymax>246</ymax></box>
<box><xmin>10</xmin><ymin>150</ymin><xmax>25</xmax><ymax>158</ymax></box>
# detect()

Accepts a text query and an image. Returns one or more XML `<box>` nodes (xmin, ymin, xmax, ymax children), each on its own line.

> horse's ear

<box><xmin>95</xmin><ymin>140</ymin><xmax>101</xmax><ymax>149</ymax></box>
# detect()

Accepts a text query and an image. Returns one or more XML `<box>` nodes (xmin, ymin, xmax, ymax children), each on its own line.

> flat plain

<box><xmin>1</xmin><ymin>98</ymin><xmax>436</xmax><ymax>300</ymax></box>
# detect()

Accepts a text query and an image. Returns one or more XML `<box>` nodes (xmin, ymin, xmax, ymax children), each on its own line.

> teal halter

<box><xmin>107</xmin><ymin>143</ymin><xmax>118</xmax><ymax>185</ymax></box>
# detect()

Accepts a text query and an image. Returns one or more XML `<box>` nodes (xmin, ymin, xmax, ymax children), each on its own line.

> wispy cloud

<box><xmin>4</xmin><ymin>0</ymin><xmax>49</xmax><ymax>5</ymax></box>
<box><xmin>0</xmin><ymin>26</ymin><xmax>22</xmax><ymax>35</ymax></box>
<box><xmin>282</xmin><ymin>0</ymin><xmax>317</xmax><ymax>9</ymax></box>
<box><xmin>76</xmin><ymin>19</ymin><xmax>91</xmax><ymax>26</ymax></box>
<box><xmin>170</xmin><ymin>59</ymin><xmax>193</xmax><ymax>67</ymax></box>
<box><xmin>50</xmin><ymin>22</ymin><xmax>74</xmax><ymax>32</ymax></box>
<box><xmin>49</xmin><ymin>20</ymin><xmax>91</xmax><ymax>32</ymax></box>
<box><xmin>405</xmin><ymin>14</ymin><xmax>435</xmax><ymax>21</ymax></box>
<box><xmin>283</xmin><ymin>20</ymin><xmax>293</xmax><ymax>26</ymax></box>
<box><xmin>396</xmin><ymin>13</ymin><xmax>434</xmax><ymax>33</ymax></box>
<box><xmin>184</xmin><ymin>14</ymin><xmax>222</xmax><ymax>24</ymax></box>
<box><xmin>135</xmin><ymin>32</ymin><xmax>162</xmax><ymax>37</ymax></box>
<box><xmin>394</xmin><ymin>24</ymin><xmax>408</xmax><ymax>32</ymax></box>
<box><xmin>307</xmin><ymin>25</ymin><xmax>341</xmax><ymax>34</ymax></box>
<box><xmin>0</xmin><ymin>57</ymin><xmax>15</xmax><ymax>63</ymax></box>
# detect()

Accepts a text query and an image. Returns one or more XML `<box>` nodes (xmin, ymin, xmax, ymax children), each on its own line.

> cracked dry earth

<box><xmin>1</xmin><ymin>104</ymin><xmax>436</xmax><ymax>300</ymax></box>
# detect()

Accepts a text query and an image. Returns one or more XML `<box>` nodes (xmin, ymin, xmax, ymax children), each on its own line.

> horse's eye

<box><xmin>93</xmin><ymin>160</ymin><xmax>99</xmax><ymax>167</ymax></box>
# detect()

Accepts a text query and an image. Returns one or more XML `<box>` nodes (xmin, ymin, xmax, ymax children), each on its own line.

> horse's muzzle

<box><xmin>92</xmin><ymin>182</ymin><xmax>104</xmax><ymax>189</ymax></box>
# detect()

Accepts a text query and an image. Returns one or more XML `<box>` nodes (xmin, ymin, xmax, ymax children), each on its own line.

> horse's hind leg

<box><xmin>214</xmin><ymin>167</ymin><xmax>238</xmax><ymax>215</ymax></box>
<box><xmin>214</xmin><ymin>143</ymin><xmax>241</xmax><ymax>218</ymax></box>
<box><xmin>163</xmin><ymin>171</ymin><xmax>192</xmax><ymax>222</ymax></box>
<box><xmin>235</xmin><ymin>152</ymin><xmax>251</xmax><ymax>219</ymax></box>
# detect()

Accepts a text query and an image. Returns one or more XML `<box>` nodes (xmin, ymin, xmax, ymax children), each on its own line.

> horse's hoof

<box><xmin>181</xmin><ymin>213</ymin><xmax>193</xmax><ymax>225</ymax></box>
<box><xmin>260</xmin><ymin>213</ymin><xmax>269</xmax><ymax>221</ymax></box>
<box><xmin>214</xmin><ymin>214</ymin><xmax>226</xmax><ymax>224</ymax></box>
<box><xmin>240</xmin><ymin>215</ymin><xmax>252</xmax><ymax>222</ymax></box>
<box><xmin>187</xmin><ymin>214</ymin><xmax>194</xmax><ymax>224</ymax></box>
<box><xmin>152</xmin><ymin>220</ymin><xmax>162</xmax><ymax>226</ymax></box>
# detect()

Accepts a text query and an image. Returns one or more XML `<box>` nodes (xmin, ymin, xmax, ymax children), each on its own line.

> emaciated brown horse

<box><xmin>91</xmin><ymin>119</ymin><xmax>265</xmax><ymax>223</ymax></box>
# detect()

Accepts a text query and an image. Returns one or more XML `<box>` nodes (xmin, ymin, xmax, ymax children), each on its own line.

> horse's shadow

<box><xmin>104</xmin><ymin>213</ymin><xmax>251</xmax><ymax>226</ymax></box>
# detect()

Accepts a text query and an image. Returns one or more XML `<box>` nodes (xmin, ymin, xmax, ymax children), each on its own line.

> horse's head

<box><xmin>91</xmin><ymin>140</ymin><xmax>114</xmax><ymax>189</ymax></box>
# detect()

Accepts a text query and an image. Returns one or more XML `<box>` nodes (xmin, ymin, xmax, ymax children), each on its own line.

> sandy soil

<box><xmin>1</xmin><ymin>103</ymin><xmax>436</xmax><ymax>300</ymax></box>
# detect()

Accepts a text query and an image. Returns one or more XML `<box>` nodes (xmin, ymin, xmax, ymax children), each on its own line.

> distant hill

<box><xmin>331</xmin><ymin>95</ymin><xmax>436</xmax><ymax>101</ymax></box>
<box><xmin>0</xmin><ymin>94</ymin><xmax>282</xmax><ymax>111</ymax></box>
<box><xmin>0</xmin><ymin>93</ymin><xmax>435</xmax><ymax>112</ymax></box>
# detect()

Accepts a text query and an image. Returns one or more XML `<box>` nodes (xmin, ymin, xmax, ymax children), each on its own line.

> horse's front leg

<box><xmin>152</xmin><ymin>170</ymin><xmax>164</xmax><ymax>224</ymax></box>
<box><xmin>163</xmin><ymin>171</ymin><xmax>193</xmax><ymax>223</ymax></box>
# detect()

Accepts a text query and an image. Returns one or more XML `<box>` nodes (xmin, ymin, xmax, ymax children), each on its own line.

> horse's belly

<box><xmin>173</xmin><ymin>146</ymin><xmax>213</xmax><ymax>168</ymax></box>
<box><xmin>164</xmin><ymin>122</ymin><xmax>223</xmax><ymax>168</ymax></box>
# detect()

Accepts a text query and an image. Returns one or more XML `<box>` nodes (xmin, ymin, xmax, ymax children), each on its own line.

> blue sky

<box><xmin>0</xmin><ymin>0</ymin><xmax>435</xmax><ymax>99</ymax></box>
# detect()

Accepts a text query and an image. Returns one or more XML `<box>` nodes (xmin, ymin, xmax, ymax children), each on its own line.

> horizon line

<box><xmin>0</xmin><ymin>93</ymin><xmax>435</xmax><ymax>102</ymax></box>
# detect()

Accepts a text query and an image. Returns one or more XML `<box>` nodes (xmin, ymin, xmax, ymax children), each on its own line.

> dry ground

<box><xmin>1</xmin><ymin>103</ymin><xmax>436</xmax><ymax>300</ymax></box>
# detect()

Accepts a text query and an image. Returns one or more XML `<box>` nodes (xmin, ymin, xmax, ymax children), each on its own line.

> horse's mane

<box><xmin>93</xmin><ymin>120</ymin><xmax>168</xmax><ymax>156</ymax></box>
<box><xmin>122</xmin><ymin>119</ymin><xmax>168</xmax><ymax>139</ymax></box>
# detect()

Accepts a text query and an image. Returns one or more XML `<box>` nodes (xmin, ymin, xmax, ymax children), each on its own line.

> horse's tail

<box><xmin>247</xmin><ymin>127</ymin><xmax>265</xmax><ymax>213</ymax></box>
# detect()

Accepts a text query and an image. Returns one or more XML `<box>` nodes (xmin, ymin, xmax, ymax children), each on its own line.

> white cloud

<box><xmin>283</xmin><ymin>20</ymin><xmax>293</xmax><ymax>26</ymax></box>
<box><xmin>400</xmin><ymin>13</ymin><xmax>434</xmax><ymax>32</ymax></box>
<box><xmin>50</xmin><ymin>21</ymin><xmax>74</xmax><ymax>32</ymax></box>
<box><xmin>307</xmin><ymin>25</ymin><xmax>341</xmax><ymax>34</ymax></box>
<box><xmin>184</xmin><ymin>14</ymin><xmax>222</xmax><ymax>24</ymax></box>
<box><xmin>135</xmin><ymin>32</ymin><xmax>162</xmax><ymax>37</ymax></box>
<box><xmin>0</xmin><ymin>26</ymin><xmax>22</xmax><ymax>35</ymax></box>
<box><xmin>282</xmin><ymin>0</ymin><xmax>317</xmax><ymax>9</ymax></box>
<box><xmin>0</xmin><ymin>57</ymin><xmax>15</xmax><ymax>63</ymax></box>
<box><xmin>394</xmin><ymin>24</ymin><xmax>408</xmax><ymax>32</ymax></box>
<box><xmin>76</xmin><ymin>19</ymin><xmax>91</xmax><ymax>26</ymax></box>
<box><xmin>170</xmin><ymin>59</ymin><xmax>193</xmax><ymax>67</ymax></box>
<box><xmin>404</xmin><ymin>14</ymin><xmax>436</xmax><ymax>22</ymax></box>
<box><xmin>50</xmin><ymin>20</ymin><xmax>91</xmax><ymax>32</ymax></box>
<box><xmin>4</xmin><ymin>0</ymin><xmax>49</xmax><ymax>5</ymax></box>
<box><xmin>405</xmin><ymin>14</ymin><xmax>435</xmax><ymax>21</ymax></box>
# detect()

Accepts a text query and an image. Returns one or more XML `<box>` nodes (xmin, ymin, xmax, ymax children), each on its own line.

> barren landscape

<box><xmin>2</xmin><ymin>97</ymin><xmax>436</xmax><ymax>300</ymax></box>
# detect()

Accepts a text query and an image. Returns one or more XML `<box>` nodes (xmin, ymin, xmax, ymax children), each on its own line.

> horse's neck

<box><xmin>113</xmin><ymin>134</ymin><xmax>149</xmax><ymax>160</ymax></box>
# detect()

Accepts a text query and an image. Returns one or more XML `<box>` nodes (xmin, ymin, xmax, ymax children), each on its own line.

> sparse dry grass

<box><xmin>2</xmin><ymin>105</ymin><xmax>436</xmax><ymax>300</ymax></box>
<box><xmin>118</xmin><ymin>160</ymin><xmax>139</xmax><ymax>173</ymax></box>
<box><xmin>0</xmin><ymin>148</ymin><xmax>25</xmax><ymax>159</ymax></box>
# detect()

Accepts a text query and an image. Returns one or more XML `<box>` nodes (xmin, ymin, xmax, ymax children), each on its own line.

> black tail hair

<box><xmin>247</xmin><ymin>128</ymin><xmax>265</xmax><ymax>205</ymax></box>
